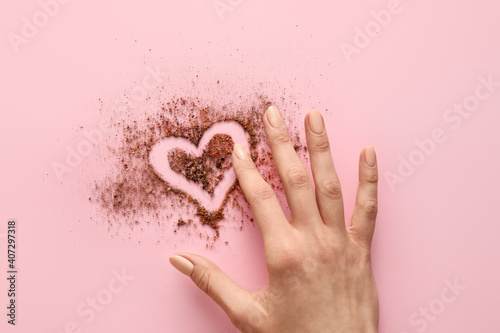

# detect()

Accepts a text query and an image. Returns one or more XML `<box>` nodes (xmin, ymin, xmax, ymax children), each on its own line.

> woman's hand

<box><xmin>169</xmin><ymin>105</ymin><xmax>379</xmax><ymax>333</ymax></box>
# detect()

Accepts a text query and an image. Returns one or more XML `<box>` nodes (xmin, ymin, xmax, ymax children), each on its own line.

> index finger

<box><xmin>232</xmin><ymin>144</ymin><xmax>290</xmax><ymax>245</ymax></box>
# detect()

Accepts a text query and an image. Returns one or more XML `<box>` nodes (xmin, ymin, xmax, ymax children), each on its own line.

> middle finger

<box><xmin>263</xmin><ymin>105</ymin><xmax>321</xmax><ymax>226</ymax></box>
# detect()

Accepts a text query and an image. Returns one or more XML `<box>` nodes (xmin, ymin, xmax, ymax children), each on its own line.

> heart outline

<box><xmin>149</xmin><ymin>121</ymin><xmax>250</xmax><ymax>212</ymax></box>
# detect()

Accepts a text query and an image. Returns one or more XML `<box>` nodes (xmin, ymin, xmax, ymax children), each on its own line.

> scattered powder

<box><xmin>90</xmin><ymin>88</ymin><xmax>306</xmax><ymax>242</ymax></box>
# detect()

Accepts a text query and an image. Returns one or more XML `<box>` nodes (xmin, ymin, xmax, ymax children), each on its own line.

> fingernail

<box><xmin>308</xmin><ymin>110</ymin><xmax>325</xmax><ymax>134</ymax></box>
<box><xmin>266</xmin><ymin>105</ymin><xmax>284</xmax><ymax>128</ymax></box>
<box><xmin>169</xmin><ymin>255</ymin><xmax>194</xmax><ymax>277</ymax></box>
<box><xmin>234</xmin><ymin>144</ymin><xmax>247</xmax><ymax>160</ymax></box>
<box><xmin>365</xmin><ymin>146</ymin><xmax>376</xmax><ymax>167</ymax></box>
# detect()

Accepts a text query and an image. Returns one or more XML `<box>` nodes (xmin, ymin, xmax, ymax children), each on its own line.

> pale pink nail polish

<box><xmin>169</xmin><ymin>255</ymin><xmax>194</xmax><ymax>276</ymax></box>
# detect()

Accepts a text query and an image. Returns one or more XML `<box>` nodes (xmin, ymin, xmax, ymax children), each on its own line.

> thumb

<box><xmin>169</xmin><ymin>252</ymin><xmax>253</xmax><ymax>322</ymax></box>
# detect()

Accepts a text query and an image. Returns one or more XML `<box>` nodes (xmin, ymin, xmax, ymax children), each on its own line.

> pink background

<box><xmin>1</xmin><ymin>1</ymin><xmax>500</xmax><ymax>332</ymax></box>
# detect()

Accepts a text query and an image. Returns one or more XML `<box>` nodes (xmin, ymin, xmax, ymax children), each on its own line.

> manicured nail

<box><xmin>308</xmin><ymin>110</ymin><xmax>325</xmax><ymax>135</ymax></box>
<box><xmin>169</xmin><ymin>255</ymin><xmax>194</xmax><ymax>277</ymax></box>
<box><xmin>266</xmin><ymin>105</ymin><xmax>284</xmax><ymax>128</ymax></box>
<box><xmin>234</xmin><ymin>144</ymin><xmax>247</xmax><ymax>160</ymax></box>
<box><xmin>365</xmin><ymin>146</ymin><xmax>376</xmax><ymax>167</ymax></box>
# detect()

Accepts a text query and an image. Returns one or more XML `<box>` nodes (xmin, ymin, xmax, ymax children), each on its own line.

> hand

<box><xmin>169</xmin><ymin>105</ymin><xmax>379</xmax><ymax>333</ymax></box>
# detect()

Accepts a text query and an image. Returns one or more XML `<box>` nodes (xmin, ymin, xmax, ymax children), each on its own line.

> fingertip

<box><xmin>306</xmin><ymin>110</ymin><xmax>325</xmax><ymax>135</ymax></box>
<box><xmin>266</xmin><ymin>104</ymin><xmax>279</xmax><ymax>114</ymax></box>
<box><xmin>169</xmin><ymin>254</ymin><xmax>194</xmax><ymax>277</ymax></box>
<box><xmin>233</xmin><ymin>143</ymin><xmax>248</xmax><ymax>160</ymax></box>
<box><xmin>265</xmin><ymin>105</ymin><xmax>284</xmax><ymax>129</ymax></box>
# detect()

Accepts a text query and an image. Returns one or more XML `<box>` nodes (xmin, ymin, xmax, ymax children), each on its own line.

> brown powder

<box><xmin>90</xmin><ymin>91</ymin><xmax>306</xmax><ymax>241</ymax></box>
<box><xmin>168</xmin><ymin>134</ymin><xmax>234</xmax><ymax>196</ymax></box>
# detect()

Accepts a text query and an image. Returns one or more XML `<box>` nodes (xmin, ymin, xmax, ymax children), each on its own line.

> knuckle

<box><xmin>249</xmin><ymin>184</ymin><xmax>276</xmax><ymax>202</ymax></box>
<box><xmin>360</xmin><ymin>199</ymin><xmax>378</xmax><ymax>219</ymax></box>
<box><xmin>275</xmin><ymin>253</ymin><xmax>303</xmax><ymax>272</ymax></box>
<box><xmin>272</xmin><ymin>130</ymin><xmax>291</xmax><ymax>145</ymax></box>
<box><xmin>317</xmin><ymin>178</ymin><xmax>343</xmax><ymax>200</ymax></box>
<box><xmin>286</xmin><ymin>166</ymin><xmax>310</xmax><ymax>188</ymax></box>
<box><xmin>269</xmin><ymin>244</ymin><xmax>303</xmax><ymax>272</ymax></box>
<box><xmin>279</xmin><ymin>255</ymin><xmax>302</xmax><ymax>271</ymax></box>
<box><xmin>364</xmin><ymin>172</ymin><xmax>379</xmax><ymax>184</ymax></box>
<box><xmin>309</xmin><ymin>137</ymin><xmax>330</xmax><ymax>153</ymax></box>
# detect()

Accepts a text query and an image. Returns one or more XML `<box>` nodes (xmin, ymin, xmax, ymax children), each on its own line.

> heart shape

<box><xmin>149</xmin><ymin>121</ymin><xmax>250</xmax><ymax>212</ymax></box>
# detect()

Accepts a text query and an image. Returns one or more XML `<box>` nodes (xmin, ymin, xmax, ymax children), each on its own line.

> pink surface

<box><xmin>1</xmin><ymin>1</ymin><xmax>500</xmax><ymax>332</ymax></box>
